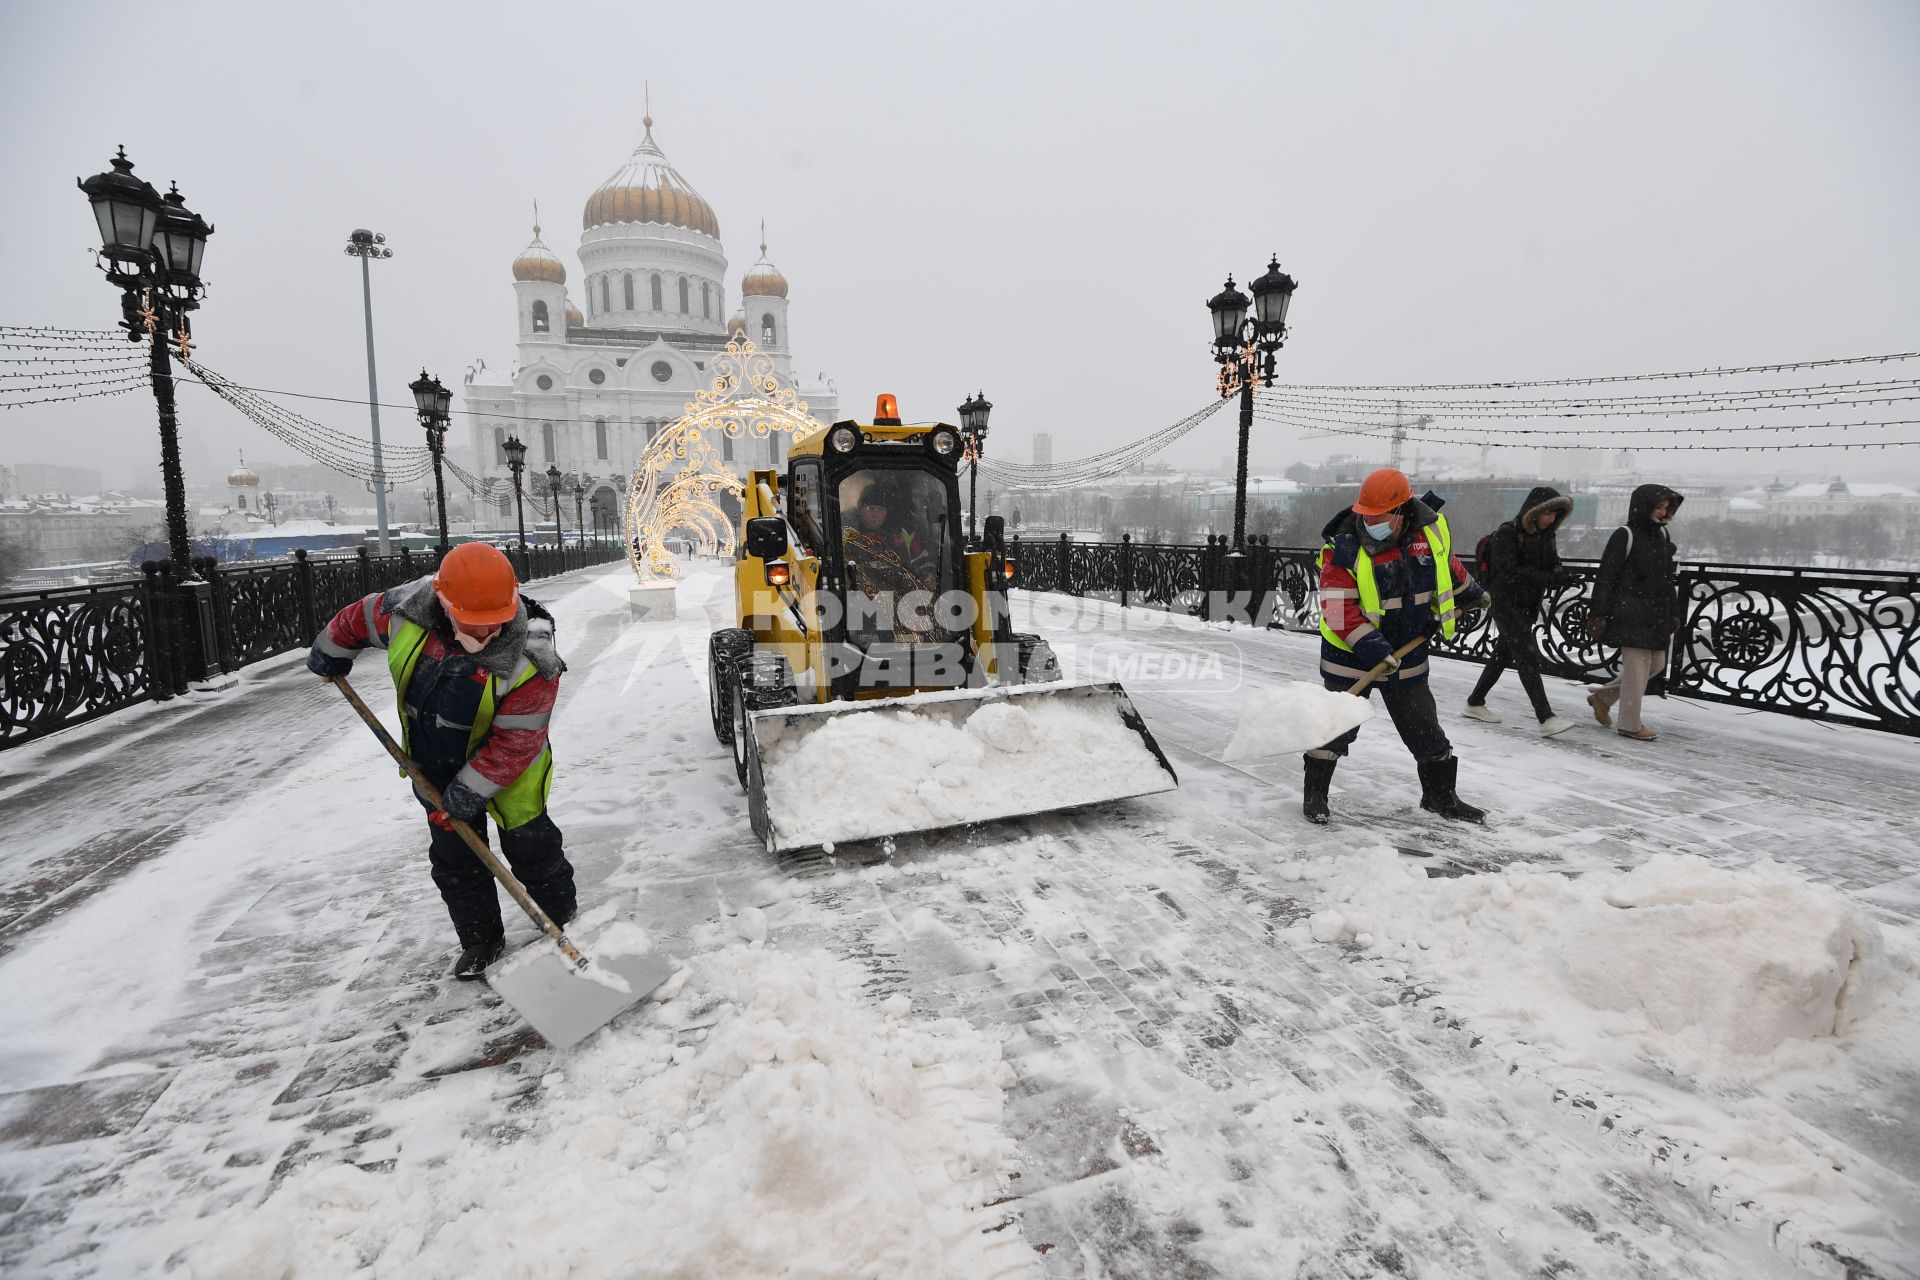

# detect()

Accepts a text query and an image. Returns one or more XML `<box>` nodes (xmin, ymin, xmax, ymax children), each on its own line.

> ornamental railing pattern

<box><xmin>1008</xmin><ymin>534</ymin><xmax>1919</xmax><ymax>737</ymax></box>
<box><xmin>0</xmin><ymin>540</ymin><xmax>626</xmax><ymax>748</ymax></box>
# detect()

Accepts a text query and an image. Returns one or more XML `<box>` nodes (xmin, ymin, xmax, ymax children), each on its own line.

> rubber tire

<box><xmin>730</xmin><ymin>651</ymin><xmax>798</xmax><ymax>788</ymax></box>
<box><xmin>708</xmin><ymin>629</ymin><xmax>753</xmax><ymax>746</ymax></box>
<box><xmin>1011</xmin><ymin>632</ymin><xmax>1061</xmax><ymax>684</ymax></box>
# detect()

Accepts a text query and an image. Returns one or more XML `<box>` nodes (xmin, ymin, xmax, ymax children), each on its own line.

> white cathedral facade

<box><xmin>463</xmin><ymin>112</ymin><xmax>837</xmax><ymax>532</ymax></box>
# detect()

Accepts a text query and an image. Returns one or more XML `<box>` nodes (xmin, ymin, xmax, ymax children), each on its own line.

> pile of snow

<box><xmin>1221</xmin><ymin>682</ymin><xmax>1373</xmax><ymax>760</ymax></box>
<box><xmin>1306</xmin><ymin>851</ymin><xmax>1899</xmax><ymax>1073</ymax></box>
<box><xmin>188</xmin><ymin>941</ymin><xmax>1031</xmax><ymax>1280</ymax></box>
<box><xmin>754</xmin><ymin>684</ymin><xmax>1175</xmax><ymax>848</ymax></box>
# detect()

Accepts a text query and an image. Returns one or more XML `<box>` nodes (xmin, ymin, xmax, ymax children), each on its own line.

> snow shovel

<box><xmin>331</xmin><ymin>675</ymin><xmax>670</xmax><ymax>1049</ymax></box>
<box><xmin>1220</xmin><ymin>635</ymin><xmax>1432</xmax><ymax>761</ymax></box>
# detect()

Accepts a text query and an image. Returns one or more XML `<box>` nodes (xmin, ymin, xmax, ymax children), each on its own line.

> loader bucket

<box><xmin>742</xmin><ymin>681</ymin><xmax>1178</xmax><ymax>854</ymax></box>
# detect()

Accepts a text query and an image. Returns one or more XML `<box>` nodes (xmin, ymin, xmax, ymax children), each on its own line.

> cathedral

<box><xmin>462</xmin><ymin>111</ymin><xmax>837</xmax><ymax>532</ymax></box>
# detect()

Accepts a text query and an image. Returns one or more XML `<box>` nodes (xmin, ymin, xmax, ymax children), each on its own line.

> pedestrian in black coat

<box><xmin>1463</xmin><ymin>486</ymin><xmax>1578</xmax><ymax>736</ymax></box>
<box><xmin>1587</xmin><ymin>483</ymin><xmax>1685</xmax><ymax>740</ymax></box>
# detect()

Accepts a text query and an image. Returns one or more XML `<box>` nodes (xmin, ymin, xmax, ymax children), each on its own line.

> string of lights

<box><xmin>0</xmin><ymin>377</ymin><xmax>147</xmax><ymax>409</ymax></box>
<box><xmin>0</xmin><ymin>352</ymin><xmax>152</xmax><ymax>365</ymax></box>
<box><xmin>0</xmin><ymin>325</ymin><xmax>128</xmax><ymax>341</ymax></box>
<box><xmin>1256</xmin><ymin>391</ymin><xmax>1920</xmax><ymax>424</ymax></box>
<box><xmin>181</xmin><ymin>356</ymin><xmax>439</xmax><ymax>484</ymax></box>
<box><xmin>1257</xmin><ymin>375</ymin><xmax>1920</xmax><ymax>415</ymax></box>
<box><xmin>1261</xmin><ymin>412</ymin><xmax>1920</xmax><ymax>453</ymax></box>
<box><xmin>1274</xmin><ymin>351</ymin><xmax>1918</xmax><ymax>393</ymax></box>
<box><xmin>981</xmin><ymin>399</ymin><xmax>1226</xmax><ymax>488</ymax></box>
<box><xmin>0</xmin><ymin>368</ymin><xmax>150</xmax><ymax>392</ymax></box>
<box><xmin>1252</xmin><ymin>407</ymin><xmax>1920</xmax><ymax>440</ymax></box>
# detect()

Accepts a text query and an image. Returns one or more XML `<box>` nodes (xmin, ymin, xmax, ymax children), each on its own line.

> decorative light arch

<box><xmin>623</xmin><ymin>339</ymin><xmax>822</xmax><ymax>580</ymax></box>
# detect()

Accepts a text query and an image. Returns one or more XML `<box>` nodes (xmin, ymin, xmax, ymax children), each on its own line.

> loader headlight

<box><xmin>925</xmin><ymin>426</ymin><xmax>962</xmax><ymax>461</ymax></box>
<box><xmin>828</xmin><ymin>423</ymin><xmax>862</xmax><ymax>454</ymax></box>
<box><xmin>766</xmin><ymin>562</ymin><xmax>792</xmax><ymax>587</ymax></box>
<box><xmin>1003</xmin><ymin>559</ymin><xmax>1016</xmax><ymax>581</ymax></box>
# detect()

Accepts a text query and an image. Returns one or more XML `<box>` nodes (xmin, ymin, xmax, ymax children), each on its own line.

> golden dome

<box><xmin>728</xmin><ymin>309</ymin><xmax>748</xmax><ymax>337</ymax></box>
<box><xmin>565</xmin><ymin>301</ymin><xmax>584</xmax><ymax>328</ymax></box>
<box><xmin>228</xmin><ymin>452</ymin><xmax>258</xmax><ymax>487</ymax></box>
<box><xmin>512</xmin><ymin>218</ymin><xmax>566</xmax><ymax>284</ymax></box>
<box><xmin>582</xmin><ymin>115</ymin><xmax>721</xmax><ymax>239</ymax></box>
<box><xmin>741</xmin><ymin>236</ymin><xmax>789</xmax><ymax>299</ymax></box>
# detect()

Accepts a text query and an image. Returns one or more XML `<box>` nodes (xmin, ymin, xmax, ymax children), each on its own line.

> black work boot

<box><xmin>453</xmin><ymin>937</ymin><xmax>506</xmax><ymax>980</ymax></box>
<box><xmin>1302</xmin><ymin>755</ymin><xmax>1338</xmax><ymax>825</ymax></box>
<box><xmin>1417</xmin><ymin>757</ymin><xmax>1486</xmax><ymax>824</ymax></box>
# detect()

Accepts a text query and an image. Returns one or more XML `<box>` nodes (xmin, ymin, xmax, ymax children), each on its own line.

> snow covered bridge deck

<box><xmin>1</xmin><ymin>566</ymin><xmax>1915</xmax><ymax>1279</ymax></box>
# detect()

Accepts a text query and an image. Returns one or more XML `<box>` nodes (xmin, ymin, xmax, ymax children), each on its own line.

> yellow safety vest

<box><xmin>1319</xmin><ymin>514</ymin><xmax>1459</xmax><ymax>650</ymax></box>
<box><xmin>385</xmin><ymin>616</ymin><xmax>554</xmax><ymax>829</ymax></box>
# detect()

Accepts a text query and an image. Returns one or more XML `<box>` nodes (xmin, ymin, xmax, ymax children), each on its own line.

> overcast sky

<box><xmin>4</xmin><ymin>0</ymin><xmax>1917</xmax><ymax>492</ymax></box>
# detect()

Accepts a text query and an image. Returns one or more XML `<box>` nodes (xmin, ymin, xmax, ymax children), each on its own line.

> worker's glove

<box><xmin>441</xmin><ymin>777</ymin><xmax>487</xmax><ymax>823</ymax></box>
<box><xmin>307</xmin><ymin>646</ymin><xmax>351</xmax><ymax>679</ymax></box>
<box><xmin>1474</xmin><ymin>589</ymin><xmax>1494</xmax><ymax>614</ymax></box>
<box><xmin>1352</xmin><ymin>632</ymin><xmax>1394</xmax><ymax>673</ymax></box>
<box><xmin>1587</xmin><ymin>615</ymin><xmax>1609</xmax><ymax>640</ymax></box>
<box><xmin>1378</xmin><ymin>651</ymin><xmax>1403</xmax><ymax>675</ymax></box>
<box><xmin>427</xmin><ymin>809</ymin><xmax>456</xmax><ymax>832</ymax></box>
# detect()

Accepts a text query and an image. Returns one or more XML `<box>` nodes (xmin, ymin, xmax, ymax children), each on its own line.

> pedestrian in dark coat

<box><xmin>1463</xmin><ymin>485</ymin><xmax>1579</xmax><ymax>736</ymax></box>
<box><xmin>1587</xmin><ymin>483</ymin><xmax>1685</xmax><ymax>740</ymax></box>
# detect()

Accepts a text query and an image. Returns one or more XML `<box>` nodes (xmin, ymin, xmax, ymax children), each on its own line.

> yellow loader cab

<box><xmin>708</xmin><ymin>394</ymin><xmax>1178</xmax><ymax>854</ymax></box>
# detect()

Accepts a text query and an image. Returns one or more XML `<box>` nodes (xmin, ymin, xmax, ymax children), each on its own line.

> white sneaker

<box><xmin>1462</xmin><ymin>704</ymin><xmax>1501</xmax><ymax>723</ymax></box>
<box><xmin>1539</xmin><ymin>715</ymin><xmax>1577</xmax><ymax>738</ymax></box>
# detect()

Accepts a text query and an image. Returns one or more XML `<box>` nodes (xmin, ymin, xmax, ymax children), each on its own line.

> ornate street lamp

<box><xmin>503</xmin><ymin>434</ymin><xmax>529</xmax><ymax>550</ymax></box>
<box><xmin>547</xmin><ymin>463</ymin><xmax>565</xmax><ymax>564</ymax></box>
<box><xmin>409</xmin><ymin>368</ymin><xmax>453</xmax><ymax>556</ymax></box>
<box><xmin>1208</xmin><ymin>256</ymin><xmax>1298</xmax><ymax>553</ymax></box>
<box><xmin>78</xmin><ymin>146</ymin><xmax>225</xmax><ymax>688</ymax></box>
<box><xmin>344</xmin><ymin>228</ymin><xmax>394</xmax><ymax>554</ymax></box>
<box><xmin>572</xmin><ymin>474</ymin><xmax>589</xmax><ymax>552</ymax></box>
<box><xmin>958</xmin><ymin>391</ymin><xmax>992</xmax><ymax>547</ymax></box>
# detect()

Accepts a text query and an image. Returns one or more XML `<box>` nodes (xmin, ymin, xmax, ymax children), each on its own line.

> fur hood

<box><xmin>1515</xmin><ymin>485</ymin><xmax>1574</xmax><ymax>535</ymax></box>
<box><xmin>382</xmin><ymin>574</ymin><xmax>564</xmax><ymax>680</ymax></box>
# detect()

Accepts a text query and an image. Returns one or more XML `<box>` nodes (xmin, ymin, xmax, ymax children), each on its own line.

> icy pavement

<box><xmin>1</xmin><ymin>566</ymin><xmax>1916</xmax><ymax>1278</ymax></box>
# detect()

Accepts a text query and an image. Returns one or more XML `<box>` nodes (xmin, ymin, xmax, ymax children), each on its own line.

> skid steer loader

<box><xmin>707</xmin><ymin>394</ymin><xmax>1178</xmax><ymax>853</ymax></box>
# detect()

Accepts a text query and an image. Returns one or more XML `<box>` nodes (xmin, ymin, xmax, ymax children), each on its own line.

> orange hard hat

<box><xmin>434</xmin><ymin>543</ymin><xmax>521</xmax><ymax>627</ymax></box>
<box><xmin>1352</xmin><ymin>468</ymin><xmax>1413</xmax><ymax>517</ymax></box>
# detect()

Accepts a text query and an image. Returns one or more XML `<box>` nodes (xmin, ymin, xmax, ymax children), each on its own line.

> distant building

<box><xmin>11</xmin><ymin>463</ymin><xmax>103</xmax><ymax>495</ymax></box>
<box><xmin>1033</xmin><ymin>433</ymin><xmax>1053</xmax><ymax>467</ymax></box>
<box><xmin>462</xmin><ymin>110</ymin><xmax>837</xmax><ymax>530</ymax></box>
<box><xmin>0</xmin><ymin>495</ymin><xmax>160</xmax><ymax>569</ymax></box>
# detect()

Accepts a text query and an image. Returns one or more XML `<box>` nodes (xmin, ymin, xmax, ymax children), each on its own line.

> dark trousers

<box><xmin>1313</xmin><ymin>676</ymin><xmax>1452</xmax><ymax>765</ymax></box>
<box><xmin>1469</xmin><ymin>611</ymin><xmax>1554</xmax><ymax>721</ymax></box>
<box><xmin>418</xmin><ymin>789</ymin><xmax>576</xmax><ymax>946</ymax></box>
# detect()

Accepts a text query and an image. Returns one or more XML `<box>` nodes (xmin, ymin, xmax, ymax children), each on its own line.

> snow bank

<box><xmin>188</xmin><ymin>942</ymin><xmax>1030</xmax><ymax>1280</ymax></box>
<box><xmin>1308</xmin><ymin>852</ymin><xmax>1896</xmax><ymax>1071</ymax></box>
<box><xmin>1221</xmin><ymin>681</ymin><xmax>1373</xmax><ymax>760</ymax></box>
<box><xmin>754</xmin><ymin>683</ymin><xmax>1174</xmax><ymax>848</ymax></box>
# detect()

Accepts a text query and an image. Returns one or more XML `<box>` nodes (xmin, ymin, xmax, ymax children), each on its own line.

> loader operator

<box><xmin>1307</xmin><ymin>468</ymin><xmax>1491</xmax><ymax>827</ymax></box>
<box><xmin>842</xmin><ymin>476</ymin><xmax>946</xmax><ymax>647</ymax></box>
<box><xmin>306</xmin><ymin>542</ymin><xmax>576</xmax><ymax>979</ymax></box>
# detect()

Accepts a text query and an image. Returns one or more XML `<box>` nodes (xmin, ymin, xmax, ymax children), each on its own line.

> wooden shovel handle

<box><xmin>331</xmin><ymin>675</ymin><xmax>586</xmax><ymax>969</ymax></box>
<box><xmin>1347</xmin><ymin>635</ymin><xmax>1432</xmax><ymax>697</ymax></box>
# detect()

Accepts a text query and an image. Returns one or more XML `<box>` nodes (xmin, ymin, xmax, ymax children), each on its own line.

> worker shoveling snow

<box><xmin>747</xmin><ymin>682</ymin><xmax>1177</xmax><ymax>852</ymax></box>
<box><xmin>1221</xmin><ymin>682</ymin><xmax>1375</xmax><ymax>761</ymax></box>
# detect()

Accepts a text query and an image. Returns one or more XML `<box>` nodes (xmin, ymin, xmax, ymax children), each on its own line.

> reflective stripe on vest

<box><xmin>1318</xmin><ymin>513</ymin><xmax>1459</xmax><ymax>650</ymax></box>
<box><xmin>386</xmin><ymin>617</ymin><xmax>554</xmax><ymax>829</ymax></box>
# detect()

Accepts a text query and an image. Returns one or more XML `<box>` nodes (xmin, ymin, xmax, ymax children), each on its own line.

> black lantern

<box><xmin>546</xmin><ymin>464</ymin><xmax>562</xmax><ymax>492</ymax></box>
<box><xmin>1249</xmin><ymin>256</ymin><xmax>1297</xmax><ymax>337</ymax></box>
<box><xmin>151</xmin><ymin>183</ymin><xmax>213</xmax><ymax>295</ymax></box>
<box><xmin>503</xmin><ymin>434</ymin><xmax>528</xmax><ymax>471</ymax></box>
<box><xmin>1207</xmin><ymin>276</ymin><xmax>1250</xmax><ymax>349</ymax></box>
<box><xmin>959</xmin><ymin>391</ymin><xmax>992</xmax><ymax>440</ymax></box>
<box><xmin>409</xmin><ymin>369</ymin><xmax>452</xmax><ymax>422</ymax></box>
<box><xmin>77</xmin><ymin>147</ymin><xmax>162</xmax><ymax>274</ymax></box>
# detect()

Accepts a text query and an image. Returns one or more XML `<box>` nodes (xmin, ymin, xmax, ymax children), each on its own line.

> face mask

<box><xmin>453</xmin><ymin>628</ymin><xmax>490</xmax><ymax>654</ymax></box>
<box><xmin>1363</xmin><ymin>519</ymin><xmax>1396</xmax><ymax>541</ymax></box>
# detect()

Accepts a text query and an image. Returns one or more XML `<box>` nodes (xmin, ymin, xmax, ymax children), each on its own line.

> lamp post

<box><xmin>573</xmin><ymin>474</ymin><xmax>589</xmax><ymax>552</ymax></box>
<box><xmin>409</xmin><ymin>369</ymin><xmax>453</xmax><ymax>556</ymax></box>
<box><xmin>78</xmin><ymin>146</ymin><xmax>228</xmax><ymax>687</ymax></box>
<box><xmin>547</xmin><ymin>463</ymin><xmax>565</xmax><ymax>565</ymax></box>
<box><xmin>344</xmin><ymin>228</ymin><xmax>394</xmax><ymax>554</ymax></box>
<box><xmin>503</xmin><ymin>434</ymin><xmax>529</xmax><ymax>551</ymax></box>
<box><xmin>1207</xmin><ymin>256</ymin><xmax>1298</xmax><ymax>551</ymax></box>
<box><xmin>959</xmin><ymin>391</ymin><xmax>992</xmax><ymax>547</ymax></box>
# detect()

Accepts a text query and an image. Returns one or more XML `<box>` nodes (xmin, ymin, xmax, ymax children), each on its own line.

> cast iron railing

<box><xmin>1009</xmin><ymin>533</ymin><xmax>1919</xmax><ymax>737</ymax></box>
<box><xmin>0</xmin><ymin>540</ymin><xmax>626</xmax><ymax>748</ymax></box>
